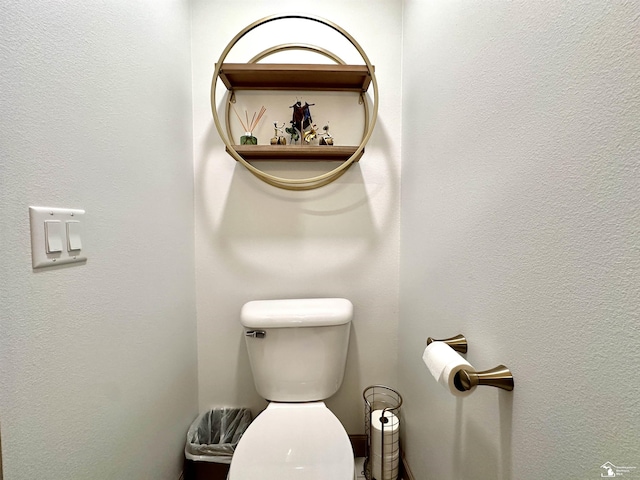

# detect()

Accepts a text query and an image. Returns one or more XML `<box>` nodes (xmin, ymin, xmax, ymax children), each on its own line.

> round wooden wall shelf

<box><xmin>210</xmin><ymin>13</ymin><xmax>378</xmax><ymax>190</ymax></box>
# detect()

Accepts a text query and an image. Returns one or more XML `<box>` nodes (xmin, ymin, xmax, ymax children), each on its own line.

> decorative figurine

<box><xmin>233</xmin><ymin>105</ymin><xmax>266</xmax><ymax>145</ymax></box>
<box><xmin>319</xmin><ymin>123</ymin><xmax>334</xmax><ymax>145</ymax></box>
<box><xmin>289</xmin><ymin>100</ymin><xmax>315</xmax><ymax>144</ymax></box>
<box><xmin>270</xmin><ymin>122</ymin><xmax>287</xmax><ymax>145</ymax></box>
<box><xmin>285</xmin><ymin>124</ymin><xmax>300</xmax><ymax>144</ymax></box>
<box><xmin>303</xmin><ymin>124</ymin><xmax>319</xmax><ymax>144</ymax></box>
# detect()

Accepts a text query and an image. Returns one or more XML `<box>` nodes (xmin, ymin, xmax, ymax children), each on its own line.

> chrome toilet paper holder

<box><xmin>426</xmin><ymin>334</ymin><xmax>514</xmax><ymax>391</ymax></box>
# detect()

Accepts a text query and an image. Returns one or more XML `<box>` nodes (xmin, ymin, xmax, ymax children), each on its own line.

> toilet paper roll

<box><xmin>371</xmin><ymin>440</ymin><xmax>400</xmax><ymax>456</ymax></box>
<box><xmin>371</xmin><ymin>410</ymin><xmax>400</xmax><ymax>454</ymax></box>
<box><xmin>371</xmin><ymin>410</ymin><xmax>399</xmax><ymax>434</ymax></box>
<box><xmin>422</xmin><ymin>342</ymin><xmax>476</xmax><ymax>397</ymax></box>
<box><xmin>371</xmin><ymin>452</ymin><xmax>400</xmax><ymax>463</ymax></box>
<box><xmin>371</xmin><ymin>453</ymin><xmax>399</xmax><ymax>480</ymax></box>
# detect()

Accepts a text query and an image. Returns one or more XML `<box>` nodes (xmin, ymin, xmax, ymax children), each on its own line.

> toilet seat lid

<box><xmin>229</xmin><ymin>402</ymin><xmax>354</xmax><ymax>480</ymax></box>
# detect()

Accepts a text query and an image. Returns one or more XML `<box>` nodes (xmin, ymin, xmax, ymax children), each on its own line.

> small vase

<box><xmin>240</xmin><ymin>134</ymin><xmax>257</xmax><ymax>145</ymax></box>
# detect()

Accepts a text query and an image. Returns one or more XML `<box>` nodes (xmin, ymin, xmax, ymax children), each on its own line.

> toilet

<box><xmin>229</xmin><ymin>298</ymin><xmax>355</xmax><ymax>480</ymax></box>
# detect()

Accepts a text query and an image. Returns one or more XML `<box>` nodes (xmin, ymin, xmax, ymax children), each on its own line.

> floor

<box><xmin>184</xmin><ymin>457</ymin><xmax>403</xmax><ymax>480</ymax></box>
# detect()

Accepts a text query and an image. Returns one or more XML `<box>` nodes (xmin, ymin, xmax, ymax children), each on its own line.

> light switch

<box><xmin>29</xmin><ymin>206</ymin><xmax>87</xmax><ymax>268</ymax></box>
<box><xmin>44</xmin><ymin>220</ymin><xmax>63</xmax><ymax>253</ymax></box>
<box><xmin>66</xmin><ymin>221</ymin><xmax>82</xmax><ymax>251</ymax></box>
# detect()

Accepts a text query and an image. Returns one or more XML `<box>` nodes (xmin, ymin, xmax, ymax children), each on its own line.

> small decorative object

<box><xmin>303</xmin><ymin>124</ymin><xmax>319</xmax><ymax>144</ymax></box>
<box><xmin>270</xmin><ymin>122</ymin><xmax>287</xmax><ymax>145</ymax></box>
<box><xmin>233</xmin><ymin>105</ymin><xmax>266</xmax><ymax>145</ymax></box>
<box><xmin>241</xmin><ymin>134</ymin><xmax>257</xmax><ymax>145</ymax></box>
<box><xmin>289</xmin><ymin>100</ymin><xmax>315</xmax><ymax>144</ymax></box>
<box><xmin>319</xmin><ymin>123</ymin><xmax>334</xmax><ymax>145</ymax></box>
<box><xmin>285</xmin><ymin>124</ymin><xmax>300</xmax><ymax>144</ymax></box>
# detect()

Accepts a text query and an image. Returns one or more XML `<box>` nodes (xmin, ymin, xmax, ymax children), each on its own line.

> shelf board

<box><xmin>218</xmin><ymin>63</ymin><xmax>373</xmax><ymax>92</ymax></box>
<box><xmin>225</xmin><ymin>145</ymin><xmax>363</xmax><ymax>162</ymax></box>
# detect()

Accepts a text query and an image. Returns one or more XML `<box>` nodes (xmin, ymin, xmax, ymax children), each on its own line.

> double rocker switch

<box><xmin>44</xmin><ymin>220</ymin><xmax>82</xmax><ymax>253</ymax></box>
<box><xmin>29</xmin><ymin>206</ymin><xmax>87</xmax><ymax>268</ymax></box>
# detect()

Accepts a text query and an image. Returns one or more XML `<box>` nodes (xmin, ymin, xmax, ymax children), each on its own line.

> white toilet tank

<box><xmin>240</xmin><ymin>298</ymin><xmax>353</xmax><ymax>402</ymax></box>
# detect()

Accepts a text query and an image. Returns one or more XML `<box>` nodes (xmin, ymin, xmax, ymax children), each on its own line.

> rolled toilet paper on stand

<box><xmin>370</xmin><ymin>410</ymin><xmax>399</xmax><ymax>480</ymax></box>
<box><xmin>422</xmin><ymin>341</ymin><xmax>477</xmax><ymax>397</ymax></box>
<box><xmin>371</xmin><ymin>453</ymin><xmax>399</xmax><ymax>480</ymax></box>
<box><xmin>371</xmin><ymin>410</ymin><xmax>400</xmax><ymax>454</ymax></box>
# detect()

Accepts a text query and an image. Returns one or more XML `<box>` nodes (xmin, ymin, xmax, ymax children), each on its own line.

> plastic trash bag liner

<box><xmin>185</xmin><ymin>408</ymin><xmax>252</xmax><ymax>464</ymax></box>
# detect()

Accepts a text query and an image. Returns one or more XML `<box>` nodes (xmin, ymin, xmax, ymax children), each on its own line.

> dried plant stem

<box><xmin>232</xmin><ymin>106</ymin><xmax>248</xmax><ymax>132</ymax></box>
<box><xmin>251</xmin><ymin>106</ymin><xmax>267</xmax><ymax>132</ymax></box>
<box><xmin>232</xmin><ymin>106</ymin><xmax>267</xmax><ymax>134</ymax></box>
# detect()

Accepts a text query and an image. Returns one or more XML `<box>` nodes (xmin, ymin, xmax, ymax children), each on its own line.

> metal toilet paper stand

<box><xmin>363</xmin><ymin>385</ymin><xmax>403</xmax><ymax>480</ymax></box>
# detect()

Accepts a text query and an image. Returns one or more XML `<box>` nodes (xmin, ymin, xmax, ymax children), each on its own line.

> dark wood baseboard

<box><xmin>401</xmin><ymin>451</ymin><xmax>415</xmax><ymax>480</ymax></box>
<box><xmin>349</xmin><ymin>434</ymin><xmax>368</xmax><ymax>457</ymax></box>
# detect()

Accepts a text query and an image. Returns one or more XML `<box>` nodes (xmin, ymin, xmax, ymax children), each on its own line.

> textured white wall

<box><xmin>6</xmin><ymin>2</ymin><xmax>635</xmax><ymax>478</ymax></box>
<box><xmin>191</xmin><ymin>0</ymin><xmax>402</xmax><ymax>432</ymax></box>
<box><xmin>0</xmin><ymin>1</ymin><xmax>198</xmax><ymax>479</ymax></box>
<box><xmin>400</xmin><ymin>1</ymin><xmax>640</xmax><ymax>479</ymax></box>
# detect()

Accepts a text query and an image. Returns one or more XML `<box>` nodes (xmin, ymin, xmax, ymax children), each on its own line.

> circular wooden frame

<box><xmin>210</xmin><ymin>13</ymin><xmax>378</xmax><ymax>190</ymax></box>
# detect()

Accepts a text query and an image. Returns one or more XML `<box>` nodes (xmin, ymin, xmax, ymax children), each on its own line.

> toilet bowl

<box><xmin>230</xmin><ymin>298</ymin><xmax>355</xmax><ymax>480</ymax></box>
<box><xmin>228</xmin><ymin>402</ymin><xmax>354</xmax><ymax>480</ymax></box>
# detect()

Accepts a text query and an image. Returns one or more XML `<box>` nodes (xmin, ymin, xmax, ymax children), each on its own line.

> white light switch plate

<box><xmin>29</xmin><ymin>206</ymin><xmax>87</xmax><ymax>269</ymax></box>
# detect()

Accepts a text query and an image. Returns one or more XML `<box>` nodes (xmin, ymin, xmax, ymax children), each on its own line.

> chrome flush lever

<box><xmin>245</xmin><ymin>330</ymin><xmax>266</xmax><ymax>339</ymax></box>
